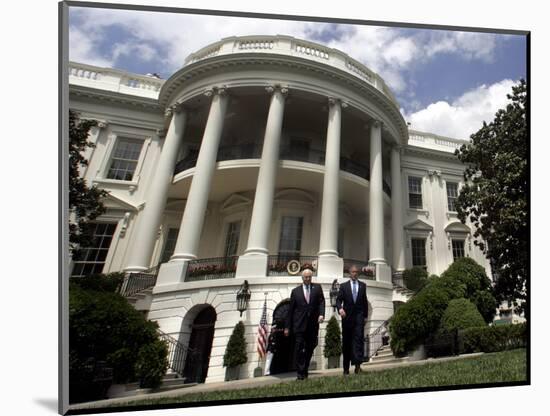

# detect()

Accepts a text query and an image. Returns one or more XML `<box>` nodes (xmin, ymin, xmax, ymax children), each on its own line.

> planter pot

<box><xmin>327</xmin><ymin>356</ymin><xmax>340</xmax><ymax>369</ymax></box>
<box><xmin>253</xmin><ymin>366</ymin><xmax>263</xmax><ymax>377</ymax></box>
<box><xmin>225</xmin><ymin>366</ymin><xmax>240</xmax><ymax>381</ymax></box>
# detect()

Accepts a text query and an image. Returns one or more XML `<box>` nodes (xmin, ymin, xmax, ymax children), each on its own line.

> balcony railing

<box><xmin>267</xmin><ymin>255</ymin><xmax>318</xmax><ymax>276</ymax></box>
<box><xmin>174</xmin><ymin>144</ymin><xmax>391</xmax><ymax>197</ymax></box>
<box><xmin>185</xmin><ymin>256</ymin><xmax>238</xmax><ymax>281</ymax></box>
<box><xmin>343</xmin><ymin>259</ymin><xmax>376</xmax><ymax>281</ymax></box>
<box><xmin>120</xmin><ymin>265</ymin><xmax>160</xmax><ymax>297</ymax></box>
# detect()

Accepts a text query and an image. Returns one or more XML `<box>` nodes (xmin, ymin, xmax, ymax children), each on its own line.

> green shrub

<box><xmin>70</xmin><ymin>272</ymin><xmax>125</xmax><ymax>293</ymax></box>
<box><xmin>135</xmin><ymin>340</ymin><xmax>169</xmax><ymax>389</ymax></box>
<box><xmin>390</xmin><ymin>284</ymin><xmax>458</xmax><ymax>355</ymax></box>
<box><xmin>69</xmin><ymin>283</ymin><xmax>162</xmax><ymax>397</ymax></box>
<box><xmin>439</xmin><ymin>298</ymin><xmax>486</xmax><ymax>334</ymax></box>
<box><xmin>323</xmin><ymin>316</ymin><xmax>342</xmax><ymax>358</ymax></box>
<box><xmin>223</xmin><ymin>321</ymin><xmax>248</xmax><ymax>368</ymax></box>
<box><xmin>440</xmin><ymin>257</ymin><xmax>491</xmax><ymax>298</ymax></box>
<box><xmin>403</xmin><ymin>267</ymin><xmax>428</xmax><ymax>293</ymax></box>
<box><xmin>472</xmin><ymin>290</ymin><xmax>498</xmax><ymax>323</ymax></box>
<box><xmin>461</xmin><ymin>323</ymin><xmax>527</xmax><ymax>353</ymax></box>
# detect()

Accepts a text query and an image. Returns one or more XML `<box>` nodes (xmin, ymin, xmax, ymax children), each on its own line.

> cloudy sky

<box><xmin>68</xmin><ymin>6</ymin><xmax>526</xmax><ymax>140</ymax></box>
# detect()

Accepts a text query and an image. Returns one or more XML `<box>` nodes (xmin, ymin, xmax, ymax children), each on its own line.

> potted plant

<box><xmin>223</xmin><ymin>321</ymin><xmax>248</xmax><ymax>381</ymax></box>
<box><xmin>324</xmin><ymin>316</ymin><xmax>342</xmax><ymax>369</ymax></box>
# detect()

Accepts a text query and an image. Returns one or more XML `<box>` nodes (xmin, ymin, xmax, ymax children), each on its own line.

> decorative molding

<box><xmin>96</xmin><ymin>121</ymin><xmax>108</xmax><ymax>129</ymax></box>
<box><xmin>119</xmin><ymin>212</ymin><xmax>131</xmax><ymax>237</ymax></box>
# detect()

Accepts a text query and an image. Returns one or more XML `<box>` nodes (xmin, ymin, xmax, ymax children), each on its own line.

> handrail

<box><xmin>120</xmin><ymin>265</ymin><xmax>160</xmax><ymax>297</ymax></box>
<box><xmin>157</xmin><ymin>329</ymin><xmax>195</xmax><ymax>378</ymax></box>
<box><xmin>365</xmin><ymin>319</ymin><xmax>390</xmax><ymax>361</ymax></box>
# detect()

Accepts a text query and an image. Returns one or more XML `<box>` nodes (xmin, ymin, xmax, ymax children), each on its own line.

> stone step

<box><xmin>374</xmin><ymin>350</ymin><xmax>394</xmax><ymax>359</ymax></box>
<box><xmin>368</xmin><ymin>356</ymin><xmax>409</xmax><ymax>365</ymax></box>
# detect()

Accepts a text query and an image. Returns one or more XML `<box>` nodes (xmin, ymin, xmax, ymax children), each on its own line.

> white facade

<box><xmin>69</xmin><ymin>35</ymin><xmax>491</xmax><ymax>383</ymax></box>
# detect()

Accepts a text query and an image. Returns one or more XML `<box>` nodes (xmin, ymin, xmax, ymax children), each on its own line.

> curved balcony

<box><xmin>174</xmin><ymin>143</ymin><xmax>391</xmax><ymax>197</ymax></box>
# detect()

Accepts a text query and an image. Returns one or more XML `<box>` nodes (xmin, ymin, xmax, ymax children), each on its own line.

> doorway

<box><xmin>268</xmin><ymin>300</ymin><xmax>296</xmax><ymax>374</ymax></box>
<box><xmin>183</xmin><ymin>306</ymin><xmax>217</xmax><ymax>383</ymax></box>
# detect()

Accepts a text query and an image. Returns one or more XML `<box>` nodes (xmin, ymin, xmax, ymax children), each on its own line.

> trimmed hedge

<box><xmin>438</xmin><ymin>298</ymin><xmax>486</xmax><ymax>334</ymax></box>
<box><xmin>403</xmin><ymin>267</ymin><xmax>428</xmax><ymax>293</ymax></box>
<box><xmin>461</xmin><ymin>323</ymin><xmax>527</xmax><ymax>353</ymax></box>
<box><xmin>324</xmin><ymin>315</ymin><xmax>342</xmax><ymax>358</ymax></box>
<box><xmin>69</xmin><ymin>281</ymin><xmax>167</xmax><ymax>402</ymax></box>
<box><xmin>70</xmin><ymin>272</ymin><xmax>125</xmax><ymax>293</ymax></box>
<box><xmin>390</xmin><ymin>258</ymin><xmax>498</xmax><ymax>356</ymax></box>
<box><xmin>135</xmin><ymin>340</ymin><xmax>169</xmax><ymax>388</ymax></box>
<box><xmin>223</xmin><ymin>321</ymin><xmax>248</xmax><ymax>368</ymax></box>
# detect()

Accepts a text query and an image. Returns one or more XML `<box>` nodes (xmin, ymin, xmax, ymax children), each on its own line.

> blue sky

<box><xmin>68</xmin><ymin>6</ymin><xmax>526</xmax><ymax>139</ymax></box>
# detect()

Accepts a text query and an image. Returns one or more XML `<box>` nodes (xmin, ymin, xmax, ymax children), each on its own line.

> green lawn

<box><xmin>116</xmin><ymin>349</ymin><xmax>527</xmax><ymax>407</ymax></box>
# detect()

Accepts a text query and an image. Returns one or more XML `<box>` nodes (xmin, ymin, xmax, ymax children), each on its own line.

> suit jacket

<box><xmin>336</xmin><ymin>279</ymin><xmax>368</xmax><ymax>327</ymax></box>
<box><xmin>285</xmin><ymin>283</ymin><xmax>326</xmax><ymax>334</ymax></box>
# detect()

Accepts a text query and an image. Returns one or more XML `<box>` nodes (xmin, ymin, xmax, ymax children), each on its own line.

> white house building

<box><xmin>68</xmin><ymin>35</ymin><xmax>493</xmax><ymax>384</ymax></box>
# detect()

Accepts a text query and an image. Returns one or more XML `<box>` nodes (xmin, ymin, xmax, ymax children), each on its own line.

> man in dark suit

<box><xmin>284</xmin><ymin>268</ymin><xmax>325</xmax><ymax>380</ymax></box>
<box><xmin>336</xmin><ymin>264</ymin><xmax>369</xmax><ymax>375</ymax></box>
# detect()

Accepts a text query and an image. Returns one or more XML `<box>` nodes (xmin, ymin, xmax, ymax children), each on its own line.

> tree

<box><xmin>455</xmin><ymin>79</ymin><xmax>527</xmax><ymax>313</ymax></box>
<box><xmin>69</xmin><ymin>109</ymin><xmax>109</xmax><ymax>256</ymax></box>
<box><xmin>323</xmin><ymin>315</ymin><xmax>342</xmax><ymax>358</ymax></box>
<box><xmin>223</xmin><ymin>321</ymin><xmax>248</xmax><ymax>368</ymax></box>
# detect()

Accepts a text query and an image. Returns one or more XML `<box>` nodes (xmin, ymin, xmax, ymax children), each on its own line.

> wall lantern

<box><xmin>329</xmin><ymin>279</ymin><xmax>340</xmax><ymax>311</ymax></box>
<box><xmin>236</xmin><ymin>280</ymin><xmax>251</xmax><ymax>317</ymax></box>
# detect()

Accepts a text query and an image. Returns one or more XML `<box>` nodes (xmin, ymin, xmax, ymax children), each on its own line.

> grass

<box><xmin>111</xmin><ymin>349</ymin><xmax>527</xmax><ymax>407</ymax></box>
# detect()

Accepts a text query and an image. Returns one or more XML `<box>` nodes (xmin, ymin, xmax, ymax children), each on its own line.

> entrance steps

<box><xmin>366</xmin><ymin>345</ymin><xmax>409</xmax><ymax>366</ymax></box>
<box><xmin>107</xmin><ymin>374</ymin><xmax>197</xmax><ymax>399</ymax></box>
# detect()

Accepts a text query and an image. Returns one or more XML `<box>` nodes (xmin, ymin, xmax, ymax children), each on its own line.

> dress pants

<box><xmin>294</xmin><ymin>327</ymin><xmax>318</xmax><ymax>378</ymax></box>
<box><xmin>342</xmin><ymin>312</ymin><xmax>365</xmax><ymax>372</ymax></box>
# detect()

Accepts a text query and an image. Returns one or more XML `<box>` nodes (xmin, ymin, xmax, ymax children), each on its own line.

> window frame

<box><xmin>410</xmin><ymin>237</ymin><xmax>428</xmax><ymax>270</ymax></box>
<box><xmin>278</xmin><ymin>215</ymin><xmax>305</xmax><ymax>261</ymax></box>
<box><xmin>71</xmin><ymin>222</ymin><xmax>117</xmax><ymax>277</ymax></box>
<box><xmin>95</xmin><ymin>127</ymin><xmax>152</xmax><ymax>188</ymax></box>
<box><xmin>408</xmin><ymin>175</ymin><xmax>423</xmax><ymax>209</ymax></box>
<box><xmin>446</xmin><ymin>181</ymin><xmax>459</xmax><ymax>213</ymax></box>
<box><xmin>452</xmin><ymin>239</ymin><xmax>466</xmax><ymax>261</ymax></box>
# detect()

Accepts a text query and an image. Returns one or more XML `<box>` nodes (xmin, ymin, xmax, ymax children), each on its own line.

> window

<box><xmin>452</xmin><ymin>239</ymin><xmax>465</xmax><ymax>261</ymax></box>
<box><xmin>224</xmin><ymin>221</ymin><xmax>241</xmax><ymax>258</ymax></box>
<box><xmin>160</xmin><ymin>228</ymin><xmax>179</xmax><ymax>264</ymax></box>
<box><xmin>107</xmin><ymin>138</ymin><xmax>143</xmax><ymax>181</ymax></box>
<box><xmin>411</xmin><ymin>238</ymin><xmax>427</xmax><ymax>269</ymax></box>
<box><xmin>408</xmin><ymin>176</ymin><xmax>423</xmax><ymax>209</ymax></box>
<box><xmin>447</xmin><ymin>182</ymin><xmax>458</xmax><ymax>212</ymax></box>
<box><xmin>289</xmin><ymin>138</ymin><xmax>310</xmax><ymax>160</ymax></box>
<box><xmin>278</xmin><ymin>216</ymin><xmax>304</xmax><ymax>262</ymax></box>
<box><xmin>71</xmin><ymin>223</ymin><xmax>117</xmax><ymax>277</ymax></box>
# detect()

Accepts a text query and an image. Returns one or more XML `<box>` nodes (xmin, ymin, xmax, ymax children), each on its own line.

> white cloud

<box><xmin>68</xmin><ymin>8</ymin><xmax>507</xmax><ymax>96</ymax></box>
<box><xmin>69</xmin><ymin>26</ymin><xmax>113</xmax><ymax>67</ymax></box>
<box><xmin>423</xmin><ymin>31</ymin><xmax>499</xmax><ymax>62</ymax></box>
<box><xmin>402</xmin><ymin>79</ymin><xmax>517</xmax><ymax>139</ymax></box>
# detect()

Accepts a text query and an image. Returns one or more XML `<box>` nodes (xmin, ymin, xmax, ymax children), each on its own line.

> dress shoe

<box><xmin>296</xmin><ymin>375</ymin><xmax>305</xmax><ymax>381</ymax></box>
<box><xmin>354</xmin><ymin>365</ymin><xmax>362</xmax><ymax>374</ymax></box>
<box><xmin>343</xmin><ymin>369</ymin><xmax>350</xmax><ymax>376</ymax></box>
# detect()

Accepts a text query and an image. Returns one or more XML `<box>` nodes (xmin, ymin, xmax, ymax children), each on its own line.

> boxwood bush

<box><xmin>403</xmin><ymin>267</ymin><xmax>428</xmax><ymax>293</ymax></box>
<box><xmin>461</xmin><ymin>322</ymin><xmax>527</xmax><ymax>353</ymax></box>
<box><xmin>438</xmin><ymin>298</ymin><xmax>486</xmax><ymax>334</ymax></box>
<box><xmin>69</xmin><ymin>280</ymin><xmax>168</xmax><ymax>402</ymax></box>
<box><xmin>135</xmin><ymin>340</ymin><xmax>169</xmax><ymax>389</ymax></box>
<box><xmin>390</xmin><ymin>258</ymin><xmax>497</xmax><ymax>356</ymax></box>
<box><xmin>323</xmin><ymin>315</ymin><xmax>342</xmax><ymax>358</ymax></box>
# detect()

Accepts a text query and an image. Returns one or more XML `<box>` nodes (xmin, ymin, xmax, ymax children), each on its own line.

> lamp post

<box><xmin>236</xmin><ymin>280</ymin><xmax>251</xmax><ymax>317</ymax></box>
<box><xmin>329</xmin><ymin>279</ymin><xmax>340</xmax><ymax>312</ymax></box>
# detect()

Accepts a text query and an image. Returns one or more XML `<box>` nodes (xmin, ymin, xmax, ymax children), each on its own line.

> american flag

<box><xmin>256</xmin><ymin>298</ymin><xmax>268</xmax><ymax>358</ymax></box>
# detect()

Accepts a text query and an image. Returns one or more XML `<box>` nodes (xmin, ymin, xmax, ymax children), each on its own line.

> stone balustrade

<box><xmin>408</xmin><ymin>130</ymin><xmax>467</xmax><ymax>153</ymax></box>
<box><xmin>68</xmin><ymin>62</ymin><xmax>164</xmax><ymax>99</ymax></box>
<box><xmin>183</xmin><ymin>35</ymin><xmax>399</xmax><ymax>107</ymax></box>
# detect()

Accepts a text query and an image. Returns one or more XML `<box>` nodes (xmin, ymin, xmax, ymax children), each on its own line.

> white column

<box><xmin>156</xmin><ymin>87</ymin><xmax>228</xmax><ymax>286</ymax></box>
<box><xmin>317</xmin><ymin>97</ymin><xmax>345</xmax><ymax>278</ymax></box>
<box><xmin>236</xmin><ymin>86</ymin><xmax>287</xmax><ymax>278</ymax></box>
<box><xmin>391</xmin><ymin>145</ymin><xmax>406</xmax><ymax>272</ymax></box>
<box><xmin>125</xmin><ymin>106</ymin><xmax>187</xmax><ymax>272</ymax></box>
<box><xmin>368</xmin><ymin>120</ymin><xmax>386</xmax><ymax>265</ymax></box>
